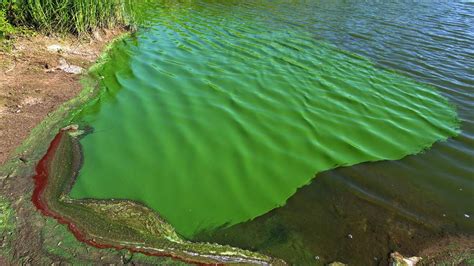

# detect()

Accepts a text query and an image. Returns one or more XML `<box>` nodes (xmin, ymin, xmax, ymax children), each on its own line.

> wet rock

<box><xmin>61</xmin><ymin>124</ymin><xmax>79</xmax><ymax>131</ymax></box>
<box><xmin>62</xmin><ymin>124</ymin><xmax>86</xmax><ymax>137</ymax></box>
<box><xmin>390</xmin><ymin>252</ymin><xmax>421</xmax><ymax>266</ymax></box>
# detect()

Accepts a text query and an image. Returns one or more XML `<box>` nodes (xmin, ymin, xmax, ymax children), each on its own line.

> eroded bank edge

<box><xmin>32</xmin><ymin>128</ymin><xmax>284</xmax><ymax>265</ymax></box>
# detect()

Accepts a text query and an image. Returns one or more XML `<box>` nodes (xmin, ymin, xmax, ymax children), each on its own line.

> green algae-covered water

<box><xmin>69</xmin><ymin>1</ymin><xmax>473</xmax><ymax>263</ymax></box>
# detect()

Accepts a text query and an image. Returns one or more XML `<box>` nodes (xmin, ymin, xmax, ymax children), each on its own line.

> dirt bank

<box><xmin>0</xmin><ymin>29</ymin><xmax>184</xmax><ymax>265</ymax></box>
<box><xmin>0</xmin><ymin>29</ymin><xmax>123</xmax><ymax>165</ymax></box>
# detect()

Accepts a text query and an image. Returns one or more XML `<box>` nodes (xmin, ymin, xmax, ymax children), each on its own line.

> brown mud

<box><xmin>0</xmin><ymin>29</ymin><xmax>124</xmax><ymax>165</ymax></box>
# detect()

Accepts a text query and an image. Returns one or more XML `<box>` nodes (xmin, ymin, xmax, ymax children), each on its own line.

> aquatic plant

<box><xmin>0</xmin><ymin>0</ymin><xmax>134</xmax><ymax>34</ymax></box>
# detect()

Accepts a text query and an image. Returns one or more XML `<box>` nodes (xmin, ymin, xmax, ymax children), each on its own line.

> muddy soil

<box><xmin>0</xmin><ymin>29</ymin><xmax>122</xmax><ymax>165</ymax></box>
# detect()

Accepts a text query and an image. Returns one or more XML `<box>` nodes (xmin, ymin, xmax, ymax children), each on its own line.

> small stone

<box><xmin>47</xmin><ymin>44</ymin><xmax>64</xmax><ymax>53</ymax></box>
<box><xmin>57</xmin><ymin>58</ymin><xmax>83</xmax><ymax>74</ymax></box>
<box><xmin>93</xmin><ymin>30</ymin><xmax>103</xmax><ymax>41</ymax></box>
<box><xmin>61</xmin><ymin>124</ymin><xmax>79</xmax><ymax>131</ymax></box>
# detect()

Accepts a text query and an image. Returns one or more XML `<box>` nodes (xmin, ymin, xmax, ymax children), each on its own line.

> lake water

<box><xmin>68</xmin><ymin>1</ymin><xmax>473</xmax><ymax>264</ymax></box>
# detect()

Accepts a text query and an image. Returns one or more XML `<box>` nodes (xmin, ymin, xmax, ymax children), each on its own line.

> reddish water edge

<box><xmin>31</xmin><ymin>130</ymin><xmax>220</xmax><ymax>266</ymax></box>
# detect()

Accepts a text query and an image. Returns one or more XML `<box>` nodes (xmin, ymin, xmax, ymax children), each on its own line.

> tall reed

<box><xmin>1</xmin><ymin>0</ymin><xmax>133</xmax><ymax>34</ymax></box>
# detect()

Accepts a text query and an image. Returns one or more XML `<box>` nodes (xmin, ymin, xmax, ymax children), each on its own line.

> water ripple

<box><xmin>69</xmin><ymin>1</ymin><xmax>469</xmax><ymax>250</ymax></box>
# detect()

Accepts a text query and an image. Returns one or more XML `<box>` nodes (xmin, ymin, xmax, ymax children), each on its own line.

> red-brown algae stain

<box><xmin>31</xmin><ymin>130</ymin><xmax>224</xmax><ymax>266</ymax></box>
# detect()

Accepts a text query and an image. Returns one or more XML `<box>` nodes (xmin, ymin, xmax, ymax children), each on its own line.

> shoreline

<box><xmin>31</xmin><ymin>129</ymin><xmax>281</xmax><ymax>265</ymax></box>
<box><xmin>0</xmin><ymin>29</ymin><xmax>140</xmax><ymax>264</ymax></box>
<box><xmin>0</xmin><ymin>30</ymin><xmax>281</xmax><ymax>265</ymax></box>
<box><xmin>0</xmin><ymin>22</ymin><xmax>472</xmax><ymax>266</ymax></box>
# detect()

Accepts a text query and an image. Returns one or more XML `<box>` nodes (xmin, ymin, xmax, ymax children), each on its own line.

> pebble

<box><xmin>58</xmin><ymin>58</ymin><xmax>83</xmax><ymax>74</ymax></box>
<box><xmin>47</xmin><ymin>44</ymin><xmax>64</xmax><ymax>53</ymax></box>
<box><xmin>93</xmin><ymin>30</ymin><xmax>103</xmax><ymax>41</ymax></box>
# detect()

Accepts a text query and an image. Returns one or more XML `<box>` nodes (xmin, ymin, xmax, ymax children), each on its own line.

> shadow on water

<box><xmin>194</xmin><ymin>137</ymin><xmax>474</xmax><ymax>265</ymax></box>
<box><xmin>193</xmin><ymin>2</ymin><xmax>474</xmax><ymax>264</ymax></box>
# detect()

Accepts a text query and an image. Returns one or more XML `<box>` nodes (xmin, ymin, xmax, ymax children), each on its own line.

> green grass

<box><xmin>0</xmin><ymin>8</ymin><xmax>16</xmax><ymax>51</ymax></box>
<box><xmin>0</xmin><ymin>0</ymin><xmax>133</xmax><ymax>35</ymax></box>
<box><xmin>0</xmin><ymin>8</ymin><xmax>15</xmax><ymax>37</ymax></box>
<box><xmin>0</xmin><ymin>196</ymin><xmax>15</xmax><ymax>234</ymax></box>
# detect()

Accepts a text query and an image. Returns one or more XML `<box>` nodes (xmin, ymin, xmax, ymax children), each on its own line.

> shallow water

<box><xmin>69</xmin><ymin>1</ymin><xmax>473</xmax><ymax>264</ymax></box>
